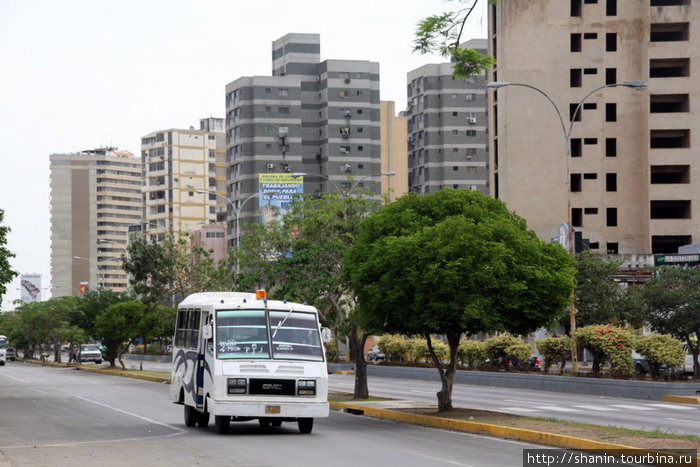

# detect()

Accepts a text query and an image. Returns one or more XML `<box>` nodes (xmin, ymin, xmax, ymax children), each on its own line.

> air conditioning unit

<box><xmin>266</xmin><ymin>163</ymin><xmax>275</xmax><ymax>169</ymax></box>
<box><xmin>465</xmin><ymin>94</ymin><xmax>474</xmax><ymax>101</ymax></box>
<box><xmin>467</xmin><ymin>117</ymin><xmax>477</xmax><ymax>124</ymax></box>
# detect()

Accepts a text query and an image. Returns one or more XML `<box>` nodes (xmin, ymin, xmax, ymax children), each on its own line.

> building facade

<box><xmin>406</xmin><ymin>39</ymin><xmax>490</xmax><ymax>195</ymax></box>
<box><xmin>380</xmin><ymin>101</ymin><xmax>409</xmax><ymax>201</ymax></box>
<box><xmin>50</xmin><ymin>148</ymin><xmax>141</xmax><ymax>296</ymax></box>
<box><xmin>488</xmin><ymin>1</ymin><xmax>698</xmax><ymax>254</ymax></box>
<box><xmin>224</xmin><ymin>33</ymin><xmax>381</xmax><ymax>245</ymax></box>
<box><xmin>141</xmin><ymin>118</ymin><xmax>227</xmax><ymax>239</ymax></box>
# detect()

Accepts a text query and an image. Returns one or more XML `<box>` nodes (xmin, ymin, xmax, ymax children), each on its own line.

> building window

<box><xmin>606</xmin><ymin>138</ymin><xmax>616</xmax><ymax>157</ymax></box>
<box><xmin>570</xmin><ymin>103</ymin><xmax>582</xmax><ymax>121</ymax></box>
<box><xmin>606</xmin><ymin>0</ymin><xmax>617</xmax><ymax>15</ymax></box>
<box><xmin>571</xmin><ymin>173</ymin><xmax>582</xmax><ymax>192</ymax></box>
<box><xmin>606</xmin><ymin>33</ymin><xmax>617</xmax><ymax>52</ymax></box>
<box><xmin>570</xmin><ymin>69</ymin><xmax>582</xmax><ymax>87</ymax></box>
<box><xmin>572</xmin><ymin>208</ymin><xmax>583</xmax><ymax>227</ymax></box>
<box><xmin>606</xmin><ymin>173</ymin><xmax>617</xmax><ymax>191</ymax></box>
<box><xmin>605</xmin><ymin>103</ymin><xmax>617</xmax><ymax>121</ymax></box>
<box><xmin>278</xmin><ymin>107</ymin><xmax>289</xmax><ymax>114</ymax></box>
<box><xmin>571</xmin><ymin>138</ymin><xmax>582</xmax><ymax>157</ymax></box>
<box><xmin>278</xmin><ymin>88</ymin><xmax>289</xmax><ymax>96</ymax></box>
<box><xmin>466</xmin><ymin>130</ymin><xmax>477</xmax><ymax>137</ymax></box>
<box><xmin>584</xmin><ymin>208</ymin><xmax>598</xmax><ymax>215</ymax></box>
<box><xmin>605</xmin><ymin>68</ymin><xmax>617</xmax><ymax>85</ymax></box>
<box><xmin>571</xmin><ymin>33</ymin><xmax>582</xmax><ymax>52</ymax></box>
<box><xmin>571</xmin><ymin>0</ymin><xmax>582</xmax><ymax>16</ymax></box>
<box><xmin>606</xmin><ymin>207</ymin><xmax>618</xmax><ymax>226</ymax></box>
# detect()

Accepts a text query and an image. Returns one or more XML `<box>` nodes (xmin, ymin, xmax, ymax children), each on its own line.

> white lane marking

<box><xmin>645</xmin><ymin>404</ymin><xmax>697</xmax><ymax>411</ymax></box>
<box><xmin>76</xmin><ymin>396</ymin><xmax>186</xmax><ymax>433</ymax></box>
<box><xmin>534</xmin><ymin>406</ymin><xmax>582</xmax><ymax>412</ymax></box>
<box><xmin>499</xmin><ymin>407</ymin><xmax>540</xmax><ymax>413</ymax></box>
<box><xmin>609</xmin><ymin>404</ymin><xmax>656</xmax><ymax>411</ymax></box>
<box><xmin>504</xmin><ymin>399</ymin><xmax>544</xmax><ymax>405</ymax></box>
<box><xmin>573</xmin><ymin>405</ymin><xmax>619</xmax><ymax>412</ymax></box>
<box><xmin>0</xmin><ymin>373</ymin><xmax>30</xmax><ymax>384</ymax></box>
<box><xmin>410</xmin><ymin>390</ymin><xmax>435</xmax><ymax>395</ymax></box>
<box><xmin>406</xmin><ymin>450</ymin><xmax>474</xmax><ymax>466</ymax></box>
<box><xmin>666</xmin><ymin>417</ymin><xmax>700</xmax><ymax>424</ymax></box>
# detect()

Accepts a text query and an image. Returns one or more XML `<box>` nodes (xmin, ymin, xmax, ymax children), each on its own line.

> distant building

<box><xmin>488</xmin><ymin>2</ymin><xmax>699</xmax><ymax>254</ymax></box>
<box><xmin>50</xmin><ymin>148</ymin><xmax>141</xmax><ymax>296</ymax></box>
<box><xmin>140</xmin><ymin>118</ymin><xmax>227</xmax><ymax>240</ymax></box>
<box><xmin>224</xmin><ymin>33</ymin><xmax>381</xmax><ymax>246</ymax></box>
<box><xmin>406</xmin><ymin>39</ymin><xmax>489</xmax><ymax>195</ymax></box>
<box><xmin>380</xmin><ymin>101</ymin><xmax>408</xmax><ymax>201</ymax></box>
<box><xmin>191</xmin><ymin>223</ymin><xmax>227</xmax><ymax>265</ymax></box>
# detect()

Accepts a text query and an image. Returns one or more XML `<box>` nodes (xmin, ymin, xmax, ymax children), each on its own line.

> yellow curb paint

<box><xmin>335</xmin><ymin>370</ymin><xmax>354</xmax><ymax>375</ymax></box>
<box><xmin>662</xmin><ymin>395</ymin><xmax>700</xmax><ymax>405</ymax></box>
<box><xmin>330</xmin><ymin>402</ymin><xmax>700</xmax><ymax>467</ymax></box>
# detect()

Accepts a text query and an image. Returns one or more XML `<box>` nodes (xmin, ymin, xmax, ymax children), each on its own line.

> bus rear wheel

<box><xmin>298</xmin><ymin>417</ymin><xmax>313</xmax><ymax>434</ymax></box>
<box><xmin>214</xmin><ymin>415</ymin><xmax>230</xmax><ymax>434</ymax></box>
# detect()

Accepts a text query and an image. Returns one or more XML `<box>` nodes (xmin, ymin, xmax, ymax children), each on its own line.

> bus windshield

<box><xmin>216</xmin><ymin>309</ymin><xmax>323</xmax><ymax>361</ymax></box>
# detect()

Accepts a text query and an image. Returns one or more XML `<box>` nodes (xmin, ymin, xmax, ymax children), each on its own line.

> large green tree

<box><xmin>0</xmin><ymin>209</ymin><xmax>18</xmax><ymax>308</ymax></box>
<box><xmin>642</xmin><ymin>267</ymin><xmax>700</xmax><ymax>377</ymax></box>
<box><xmin>236</xmin><ymin>192</ymin><xmax>379</xmax><ymax>398</ymax></box>
<box><xmin>414</xmin><ymin>0</ymin><xmax>498</xmax><ymax>79</ymax></box>
<box><xmin>344</xmin><ymin>189</ymin><xmax>574</xmax><ymax>411</ymax></box>
<box><xmin>573</xmin><ymin>252</ymin><xmax>626</xmax><ymax>327</ymax></box>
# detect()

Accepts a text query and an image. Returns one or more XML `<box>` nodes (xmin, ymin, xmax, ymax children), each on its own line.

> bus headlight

<box><xmin>228</xmin><ymin>378</ymin><xmax>247</xmax><ymax>394</ymax></box>
<box><xmin>297</xmin><ymin>379</ymin><xmax>316</xmax><ymax>396</ymax></box>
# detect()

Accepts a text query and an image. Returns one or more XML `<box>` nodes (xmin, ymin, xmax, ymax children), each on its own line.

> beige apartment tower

<box><xmin>50</xmin><ymin>148</ymin><xmax>141</xmax><ymax>296</ymax></box>
<box><xmin>140</xmin><ymin>118</ymin><xmax>227</xmax><ymax>239</ymax></box>
<box><xmin>488</xmin><ymin>0</ymin><xmax>698</xmax><ymax>254</ymax></box>
<box><xmin>380</xmin><ymin>101</ymin><xmax>408</xmax><ymax>201</ymax></box>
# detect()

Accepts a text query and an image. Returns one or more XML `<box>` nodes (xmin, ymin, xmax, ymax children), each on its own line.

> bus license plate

<box><xmin>265</xmin><ymin>405</ymin><xmax>281</xmax><ymax>414</ymax></box>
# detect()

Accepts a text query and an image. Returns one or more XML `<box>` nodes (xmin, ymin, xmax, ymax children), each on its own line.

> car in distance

<box><xmin>5</xmin><ymin>347</ymin><xmax>16</xmax><ymax>361</ymax></box>
<box><xmin>79</xmin><ymin>344</ymin><xmax>103</xmax><ymax>364</ymax></box>
<box><xmin>366</xmin><ymin>346</ymin><xmax>385</xmax><ymax>362</ymax></box>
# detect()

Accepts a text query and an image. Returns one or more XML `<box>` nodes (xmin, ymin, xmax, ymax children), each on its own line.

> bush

<box><xmin>574</xmin><ymin>324</ymin><xmax>634</xmax><ymax>376</ymax></box>
<box><xmin>536</xmin><ymin>335</ymin><xmax>571</xmax><ymax>374</ymax></box>
<box><xmin>458</xmin><ymin>340</ymin><xmax>486</xmax><ymax>369</ymax></box>
<box><xmin>506</xmin><ymin>343</ymin><xmax>531</xmax><ymax>368</ymax></box>
<box><xmin>483</xmin><ymin>335</ymin><xmax>527</xmax><ymax>370</ymax></box>
<box><xmin>325</xmin><ymin>338</ymin><xmax>338</xmax><ymax>362</ymax></box>
<box><xmin>377</xmin><ymin>334</ymin><xmax>411</xmax><ymax>363</ymax></box>
<box><xmin>635</xmin><ymin>333</ymin><xmax>685</xmax><ymax>379</ymax></box>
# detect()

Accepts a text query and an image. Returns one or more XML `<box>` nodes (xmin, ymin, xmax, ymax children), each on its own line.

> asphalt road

<box><xmin>328</xmin><ymin>373</ymin><xmax>700</xmax><ymax>436</ymax></box>
<box><xmin>0</xmin><ymin>361</ymin><xmax>539</xmax><ymax>467</ymax></box>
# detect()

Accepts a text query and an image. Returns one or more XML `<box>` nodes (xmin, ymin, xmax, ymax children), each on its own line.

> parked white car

<box><xmin>79</xmin><ymin>344</ymin><xmax>103</xmax><ymax>364</ymax></box>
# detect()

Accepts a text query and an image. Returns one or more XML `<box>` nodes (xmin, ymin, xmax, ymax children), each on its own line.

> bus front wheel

<box><xmin>214</xmin><ymin>415</ymin><xmax>230</xmax><ymax>434</ymax></box>
<box><xmin>184</xmin><ymin>405</ymin><xmax>197</xmax><ymax>427</ymax></box>
<box><xmin>298</xmin><ymin>418</ymin><xmax>313</xmax><ymax>434</ymax></box>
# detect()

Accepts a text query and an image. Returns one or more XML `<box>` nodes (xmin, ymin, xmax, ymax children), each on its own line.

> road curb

<box><xmin>662</xmin><ymin>394</ymin><xmax>700</xmax><ymax>405</ymax></box>
<box><xmin>329</xmin><ymin>401</ymin><xmax>700</xmax><ymax>467</ymax></box>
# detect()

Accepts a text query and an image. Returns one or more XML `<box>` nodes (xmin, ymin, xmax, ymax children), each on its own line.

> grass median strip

<box><xmin>328</xmin><ymin>393</ymin><xmax>700</xmax><ymax>453</ymax></box>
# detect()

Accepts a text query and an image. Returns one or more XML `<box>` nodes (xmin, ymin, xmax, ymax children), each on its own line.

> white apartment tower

<box><xmin>489</xmin><ymin>0</ymin><xmax>698</xmax><ymax>254</ymax></box>
<box><xmin>140</xmin><ymin>118</ymin><xmax>227</xmax><ymax>238</ymax></box>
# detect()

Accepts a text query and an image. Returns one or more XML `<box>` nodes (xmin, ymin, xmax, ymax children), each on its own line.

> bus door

<box><xmin>195</xmin><ymin>311</ymin><xmax>210</xmax><ymax>412</ymax></box>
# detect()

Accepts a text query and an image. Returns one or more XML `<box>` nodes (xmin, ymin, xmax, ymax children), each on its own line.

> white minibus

<box><xmin>170</xmin><ymin>291</ymin><xmax>330</xmax><ymax>434</ymax></box>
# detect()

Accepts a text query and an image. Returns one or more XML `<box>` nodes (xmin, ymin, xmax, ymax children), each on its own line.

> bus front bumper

<box><xmin>207</xmin><ymin>398</ymin><xmax>329</xmax><ymax>418</ymax></box>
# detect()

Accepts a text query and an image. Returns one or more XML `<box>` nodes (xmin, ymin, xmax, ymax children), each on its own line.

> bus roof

<box><xmin>178</xmin><ymin>292</ymin><xmax>318</xmax><ymax>313</ymax></box>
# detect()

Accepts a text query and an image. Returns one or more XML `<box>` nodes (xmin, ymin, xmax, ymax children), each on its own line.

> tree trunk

<box><xmin>349</xmin><ymin>326</ymin><xmax>369</xmax><ymax>399</ymax></box>
<box><xmin>427</xmin><ymin>331</ymin><xmax>461</xmax><ymax>412</ymax></box>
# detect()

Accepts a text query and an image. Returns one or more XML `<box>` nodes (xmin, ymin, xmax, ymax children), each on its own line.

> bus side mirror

<box><xmin>202</xmin><ymin>324</ymin><xmax>212</xmax><ymax>340</ymax></box>
<box><xmin>320</xmin><ymin>327</ymin><xmax>332</xmax><ymax>343</ymax></box>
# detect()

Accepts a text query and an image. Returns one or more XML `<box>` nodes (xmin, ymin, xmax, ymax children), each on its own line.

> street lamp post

<box><xmin>486</xmin><ymin>80</ymin><xmax>646</xmax><ymax>373</ymax></box>
<box><xmin>197</xmin><ymin>190</ymin><xmax>260</xmax><ymax>274</ymax></box>
<box><xmin>291</xmin><ymin>172</ymin><xmax>396</xmax><ymax>197</ymax></box>
<box><xmin>73</xmin><ymin>256</ymin><xmax>103</xmax><ymax>290</ymax></box>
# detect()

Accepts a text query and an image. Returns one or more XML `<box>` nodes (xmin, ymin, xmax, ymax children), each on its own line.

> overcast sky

<box><xmin>0</xmin><ymin>0</ymin><xmax>487</xmax><ymax>309</ymax></box>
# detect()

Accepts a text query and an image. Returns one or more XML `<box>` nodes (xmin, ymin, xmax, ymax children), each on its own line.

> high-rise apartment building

<box><xmin>488</xmin><ymin>1</ymin><xmax>697</xmax><ymax>254</ymax></box>
<box><xmin>224</xmin><ymin>33</ymin><xmax>381</xmax><ymax>245</ymax></box>
<box><xmin>141</xmin><ymin>118</ymin><xmax>227</xmax><ymax>239</ymax></box>
<box><xmin>50</xmin><ymin>148</ymin><xmax>141</xmax><ymax>296</ymax></box>
<box><xmin>406</xmin><ymin>39</ymin><xmax>489</xmax><ymax>195</ymax></box>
